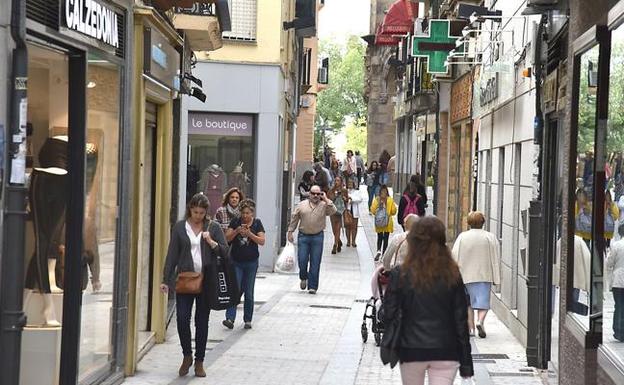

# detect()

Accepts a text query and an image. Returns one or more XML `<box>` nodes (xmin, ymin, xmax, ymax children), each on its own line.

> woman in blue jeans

<box><xmin>223</xmin><ymin>199</ymin><xmax>265</xmax><ymax>330</ymax></box>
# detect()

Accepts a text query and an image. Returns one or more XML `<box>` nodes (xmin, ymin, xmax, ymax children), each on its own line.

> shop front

<box><xmin>181</xmin><ymin>61</ymin><xmax>286</xmax><ymax>271</ymax></box>
<box><xmin>12</xmin><ymin>0</ymin><xmax>133</xmax><ymax>384</ymax></box>
<box><xmin>561</xmin><ymin>4</ymin><xmax>624</xmax><ymax>383</ymax></box>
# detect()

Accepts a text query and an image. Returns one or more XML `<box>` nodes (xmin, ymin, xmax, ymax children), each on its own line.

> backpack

<box><xmin>402</xmin><ymin>193</ymin><xmax>421</xmax><ymax>221</ymax></box>
<box><xmin>375</xmin><ymin>204</ymin><xmax>389</xmax><ymax>228</ymax></box>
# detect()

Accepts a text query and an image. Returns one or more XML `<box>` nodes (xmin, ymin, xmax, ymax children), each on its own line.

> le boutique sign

<box><xmin>62</xmin><ymin>0</ymin><xmax>121</xmax><ymax>49</ymax></box>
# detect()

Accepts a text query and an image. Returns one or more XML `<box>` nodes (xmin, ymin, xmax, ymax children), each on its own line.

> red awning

<box><xmin>374</xmin><ymin>24</ymin><xmax>400</xmax><ymax>46</ymax></box>
<box><xmin>378</xmin><ymin>0</ymin><xmax>418</xmax><ymax>36</ymax></box>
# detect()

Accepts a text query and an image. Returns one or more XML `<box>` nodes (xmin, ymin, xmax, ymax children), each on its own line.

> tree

<box><xmin>316</xmin><ymin>36</ymin><xmax>366</xmax><ymax>132</ymax></box>
<box><xmin>344</xmin><ymin>119</ymin><xmax>367</xmax><ymax>160</ymax></box>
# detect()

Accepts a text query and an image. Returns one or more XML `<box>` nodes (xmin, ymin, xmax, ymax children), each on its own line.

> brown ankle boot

<box><xmin>179</xmin><ymin>355</ymin><xmax>193</xmax><ymax>376</ymax></box>
<box><xmin>194</xmin><ymin>360</ymin><xmax>206</xmax><ymax>377</ymax></box>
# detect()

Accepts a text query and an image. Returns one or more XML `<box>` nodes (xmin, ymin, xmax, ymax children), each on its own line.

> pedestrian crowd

<box><xmin>159</xmin><ymin>146</ymin><xmax>503</xmax><ymax>385</ymax></box>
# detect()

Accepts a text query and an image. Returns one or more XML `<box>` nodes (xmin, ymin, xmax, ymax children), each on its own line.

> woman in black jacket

<box><xmin>398</xmin><ymin>180</ymin><xmax>426</xmax><ymax>230</ymax></box>
<box><xmin>160</xmin><ymin>193</ymin><xmax>228</xmax><ymax>377</ymax></box>
<box><xmin>383</xmin><ymin>216</ymin><xmax>473</xmax><ymax>384</ymax></box>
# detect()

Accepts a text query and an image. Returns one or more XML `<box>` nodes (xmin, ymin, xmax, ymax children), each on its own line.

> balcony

<box><xmin>169</xmin><ymin>1</ymin><xmax>232</xmax><ymax>52</ymax></box>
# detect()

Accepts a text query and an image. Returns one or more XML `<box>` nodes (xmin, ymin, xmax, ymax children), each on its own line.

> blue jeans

<box><xmin>613</xmin><ymin>288</ymin><xmax>624</xmax><ymax>341</ymax></box>
<box><xmin>368</xmin><ymin>185</ymin><xmax>380</xmax><ymax>209</ymax></box>
<box><xmin>176</xmin><ymin>293</ymin><xmax>210</xmax><ymax>360</ymax></box>
<box><xmin>297</xmin><ymin>232</ymin><xmax>324</xmax><ymax>290</ymax></box>
<box><xmin>225</xmin><ymin>259</ymin><xmax>259</xmax><ymax>323</ymax></box>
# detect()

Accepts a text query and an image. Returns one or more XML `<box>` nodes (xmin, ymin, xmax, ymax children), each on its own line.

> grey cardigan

<box><xmin>162</xmin><ymin>219</ymin><xmax>229</xmax><ymax>287</ymax></box>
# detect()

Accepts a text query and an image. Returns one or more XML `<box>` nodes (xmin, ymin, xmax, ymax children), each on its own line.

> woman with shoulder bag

<box><xmin>382</xmin><ymin>216</ymin><xmax>473</xmax><ymax>385</ymax></box>
<box><xmin>160</xmin><ymin>193</ymin><xmax>228</xmax><ymax>378</ymax></box>
<box><xmin>327</xmin><ymin>176</ymin><xmax>349</xmax><ymax>254</ymax></box>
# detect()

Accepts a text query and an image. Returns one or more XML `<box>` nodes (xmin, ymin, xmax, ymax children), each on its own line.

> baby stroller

<box><xmin>361</xmin><ymin>266</ymin><xmax>390</xmax><ymax>346</ymax></box>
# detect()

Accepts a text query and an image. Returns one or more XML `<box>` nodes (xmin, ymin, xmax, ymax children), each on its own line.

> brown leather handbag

<box><xmin>175</xmin><ymin>271</ymin><xmax>203</xmax><ymax>294</ymax></box>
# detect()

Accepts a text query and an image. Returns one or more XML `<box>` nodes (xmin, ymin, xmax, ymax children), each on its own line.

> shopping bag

<box><xmin>275</xmin><ymin>241</ymin><xmax>298</xmax><ymax>274</ymax></box>
<box><xmin>204</xmin><ymin>254</ymin><xmax>240</xmax><ymax>310</ymax></box>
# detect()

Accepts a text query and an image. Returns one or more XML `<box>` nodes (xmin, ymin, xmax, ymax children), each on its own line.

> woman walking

<box><xmin>398</xmin><ymin>180</ymin><xmax>426</xmax><ymax>231</ymax></box>
<box><xmin>214</xmin><ymin>187</ymin><xmax>244</xmax><ymax>233</ymax></box>
<box><xmin>160</xmin><ymin>193</ymin><xmax>228</xmax><ymax>377</ymax></box>
<box><xmin>327</xmin><ymin>176</ymin><xmax>349</xmax><ymax>254</ymax></box>
<box><xmin>605</xmin><ymin>190</ymin><xmax>619</xmax><ymax>248</ymax></box>
<box><xmin>223</xmin><ymin>199</ymin><xmax>265</xmax><ymax>330</ymax></box>
<box><xmin>451</xmin><ymin>211</ymin><xmax>500</xmax><ymax>338</ymax></box>
<box><xmin>371</xmin><ymin>185</ymin><xmax>397</xmax><ymax>261</ymax></box>
<box><xmin>366</xmin><ymin>161</ymin><xmax>381</xmax><ymax>210</ymax></box>
<box><xmin>382</xmin><ymin>216</ymin><xmax>473</xmax><ymax>384</ymax></box>
<box><xmin>298</xmin><ymin>170</ymin><xmax>315</xmax><ymax>201</ymax></box>
<box><xmin>345</xmin><ymin>178</ymin><xmax>363</xmax><ymax>247</ymax></box>
<box><xmin>329</xmin><ymin>159</ymin><xmax>341</xmax><ymax>184</ymax></box>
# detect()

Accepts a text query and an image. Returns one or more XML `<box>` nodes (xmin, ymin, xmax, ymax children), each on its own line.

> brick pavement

<box><xmin>122</xmin><ymin>186</ymin><xmax>547</xmax><ymax>385</ymax></box>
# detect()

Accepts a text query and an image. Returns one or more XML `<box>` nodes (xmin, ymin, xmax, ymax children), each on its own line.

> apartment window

<box><xmin>222</xmin><ymin>0</ymin><xmax>257</xmax><ymax>41</ymax></box>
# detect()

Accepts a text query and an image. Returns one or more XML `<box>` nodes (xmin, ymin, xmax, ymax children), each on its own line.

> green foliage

<box><xmin>316</xmin><ymin>36</ymin><xmax>367</xmax><ymax>132</ymax></box>
<box><xmin>344</xmin><ymin>119</ymin><xmax>367</xmax><ymax>160</ymax></box>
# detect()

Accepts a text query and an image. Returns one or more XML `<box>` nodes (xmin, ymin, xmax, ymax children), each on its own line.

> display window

<box><xmin>602</xmin><ymin>12</ymin><xmax>624</xmax><ymax>366</ymax></box>
<box><xmin>187</xmin><ymin>112</ymin><xmax>255</xmax><ymax>217</ymax></box>
<box><xmin>20</xmin><ymin>43</ymin><xmax>121</xmax><ymax>383</ymax></box>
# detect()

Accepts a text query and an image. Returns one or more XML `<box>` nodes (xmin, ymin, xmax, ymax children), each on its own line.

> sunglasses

<box><xmin>310</xmin><ymin>192</ymin><xmax>322</xmax><ymax>196</ymax></box>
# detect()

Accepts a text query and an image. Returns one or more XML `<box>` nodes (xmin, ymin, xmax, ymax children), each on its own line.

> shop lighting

<box><xmin>469</xmin><ymin>12</ymin><xmax>527</xmax><ymax>24</ymax></box>
<box><xmin>462</xmin><ymin>26</ymin><xmax>514</xmax><ymax>37</ymax></box>
<box><xmin>444</xmin><ymin>60</ymin><xmax>482</xmax><ymax>67</ymax></box>
<box><xmin>184</xmin><ymin>72</ymin><xmax>203</xmax><ymax>87</ymax></box>
<box><xmin>87</xmin><ymin>81</ymin><xmax>96</xmax><ymax>88</ymax></box>
<box><xmin>191</xmin><ymin>87</ymin><xmax>206</xmax><ymax>103</ymax></box>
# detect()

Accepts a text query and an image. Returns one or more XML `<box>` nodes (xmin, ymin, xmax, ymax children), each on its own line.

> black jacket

<box><xmin>162</xmin><ymin>219</ymin><xmax>229</xmax><ymax>287</ymax></box>
<box><xmin>383</xmin><ymin>268</ymin><xmax>474</xmax><ymax>377</ymax></box>
<box><xmin>397</xmin><ymin>192</ymin><xmax>426</xmax><ymax>225</ymax></box>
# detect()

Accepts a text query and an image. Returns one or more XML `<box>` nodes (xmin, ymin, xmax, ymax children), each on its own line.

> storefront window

<box><xmin>187</xmin><ymin>112</ymin><xmax>255</xmax><ymax>217</ymax></box>
<box><xmin>78</xmin><ymin>55</ymin><xmax>121</xmax><ymax>378</ymax></box>
<box><xmin>21</xmin><ymin>43</ymin><xmax>70</xmax><ymax>384</ymax></box>
<box><xmin>603</xmin><ymin>23</ymin><xmax>624</xmax><ymax>362</ymax></box>
<box><xmin>572</xmin><ymin>44</ymin><xmax>600</xmax><ymax>329</ymax></box>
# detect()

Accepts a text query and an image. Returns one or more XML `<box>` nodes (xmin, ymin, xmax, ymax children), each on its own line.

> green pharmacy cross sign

<box><xmin>412</xmin><ymin>19</ymin><xmax>459</xmax><ymax>74</ymax></box>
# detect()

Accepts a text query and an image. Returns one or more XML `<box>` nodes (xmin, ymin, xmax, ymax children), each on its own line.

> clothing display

<box><xmin>26</xmin><ymin>137</ymin><xmax>69</xmax><ymax>293</ymax></box>
<box><xmin>228</xmin><ymin>162</ymin><xmax>251</xmax><ymax>197</ymax></box>
<box><xmin>202</xmin><ymin>165</ymin><xmax>226</xmax><ymax>217</ymax></box>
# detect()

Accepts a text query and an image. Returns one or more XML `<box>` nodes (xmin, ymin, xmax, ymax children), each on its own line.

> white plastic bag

<box><xmin>461</xmin><ymin>377</ymin><xmax>475</xmax><ymax>385</ymax></box>
<box><xmin>275</xmin><ymin>241</ymin><xmax>298</xmax><ymax>274</ymax></box>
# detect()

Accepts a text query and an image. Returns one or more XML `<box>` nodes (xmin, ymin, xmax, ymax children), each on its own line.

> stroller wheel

<box><xmin>361</xmin><ymin>322</ymin><xmax>368</xmax><ymax>343</ymax></box>
<box><xmin>374</xmin><ymin>331</ymin><xmax>382</xmax><ymax>346</ymax></box>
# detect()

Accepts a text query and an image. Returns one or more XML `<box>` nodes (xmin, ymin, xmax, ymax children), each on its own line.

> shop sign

<box><xmin>144</xmin><ymin>24</ymin><xmax>181</xmax><ymax>91</ymax></box>
<box><xmin>411</xmin><ymin>19</ymin><xmax>459</xmax><ymax>74</ymax></box>
<box><xmin>189</xmin><ymin>113</ymin><xmax>253</xmax><ymax>137</ymax></box>
<box><xmin>62</xmin><ymin>0</ymin><xmax>120</xmax><ymax>48</ymax></box>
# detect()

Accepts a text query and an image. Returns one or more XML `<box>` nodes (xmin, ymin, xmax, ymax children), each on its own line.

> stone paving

<box><xmin>122</xmin><ymin>186</ymin><xmax>547</xmax><ymax>385</ymax></box>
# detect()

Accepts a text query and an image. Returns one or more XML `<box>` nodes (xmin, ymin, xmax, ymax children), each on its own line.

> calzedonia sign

<box><xmin>189</xmin><ymin>113</ymin><xmax>253</xmax><ymax>137</ymax></box>
<box><xmin>62</xmin><ymin>0</ymin><xmax>120</xmax><ymax>48</ymax></box>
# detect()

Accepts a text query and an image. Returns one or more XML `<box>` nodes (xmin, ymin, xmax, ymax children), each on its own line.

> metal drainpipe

<box><xmin>0</xmin><ymin>0</ymin><xmax>28</xmax><ymax>383</ymax></box>
<box><xmin>526</xmin><ymin>13</ymin><xmax>548</xmax><ymax>369</ymax></box>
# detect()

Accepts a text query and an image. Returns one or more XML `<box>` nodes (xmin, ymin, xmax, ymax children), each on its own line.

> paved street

<box><xmin>123</xmin><ymin>191</ymin><xmax>548</xmax><ymax>385</ymax></box>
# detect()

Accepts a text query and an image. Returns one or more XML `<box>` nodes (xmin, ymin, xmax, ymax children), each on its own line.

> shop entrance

<box><xmin>137</xmin><ymin>102</ymin><xmax>158</xmax><ymax>353</ymax></box>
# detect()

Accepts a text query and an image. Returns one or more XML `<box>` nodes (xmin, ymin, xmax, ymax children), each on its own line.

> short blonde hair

<box><xmin>467</xmin><ymin>211</ymin><xmax>486</xmax><ymax>229</ymax></box>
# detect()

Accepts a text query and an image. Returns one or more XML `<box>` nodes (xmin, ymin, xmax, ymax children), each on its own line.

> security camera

<box><xmin>184</xmin><ymin>73</ymin><xmax>203</xmax><ymax>87</ymax></box>
<box><xmin>191</xmin><ymin>87</ymin><xmax>206</xmax><ymax>103</ymax></box>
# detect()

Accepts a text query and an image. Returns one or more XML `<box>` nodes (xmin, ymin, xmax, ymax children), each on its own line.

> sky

<box><xmin>318</xmin><ymin>0</ymin><xmax>371</xmax><ymax>43</ymax></box>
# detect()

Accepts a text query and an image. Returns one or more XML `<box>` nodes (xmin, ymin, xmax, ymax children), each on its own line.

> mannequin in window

<box><xmin>24</xmin><ymin>135</ymin><xmax>68</xmax><ymax>327</ymax></box>
<box><xmin>202</xmin><ymin>164</ymin><xmax>226</xmax><ymax>217</ymax></box>
<box><xmin>54</xmin><ymin>142</ymin><xmax>101</xmax><ymax>292</ymax></box>
<box><xmin>229</xmin><ymin>161</ymin><xmax>250</xmax><ymax>197</ymax></box>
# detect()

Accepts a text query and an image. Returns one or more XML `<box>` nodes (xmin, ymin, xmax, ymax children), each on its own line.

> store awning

<box><xmin>374</xmin><ymin>24</ymin><xmax>401</xmax><ymax>46</ymax></box>
<box><xmin>152</xmin><ymin>0</ymin><xmax>213</xmax><ymax>10</ymax></box>
<box><xmin>378</xmin><ymin>0</ymin><xmax>418</xmax><ymax>36</ymax></box>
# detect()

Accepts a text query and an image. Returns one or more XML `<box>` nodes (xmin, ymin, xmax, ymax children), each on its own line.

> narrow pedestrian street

<box><xmin>122</xmin><ymin>189</ymin><xmax>548</xmax><ymax>385</ymax></box>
